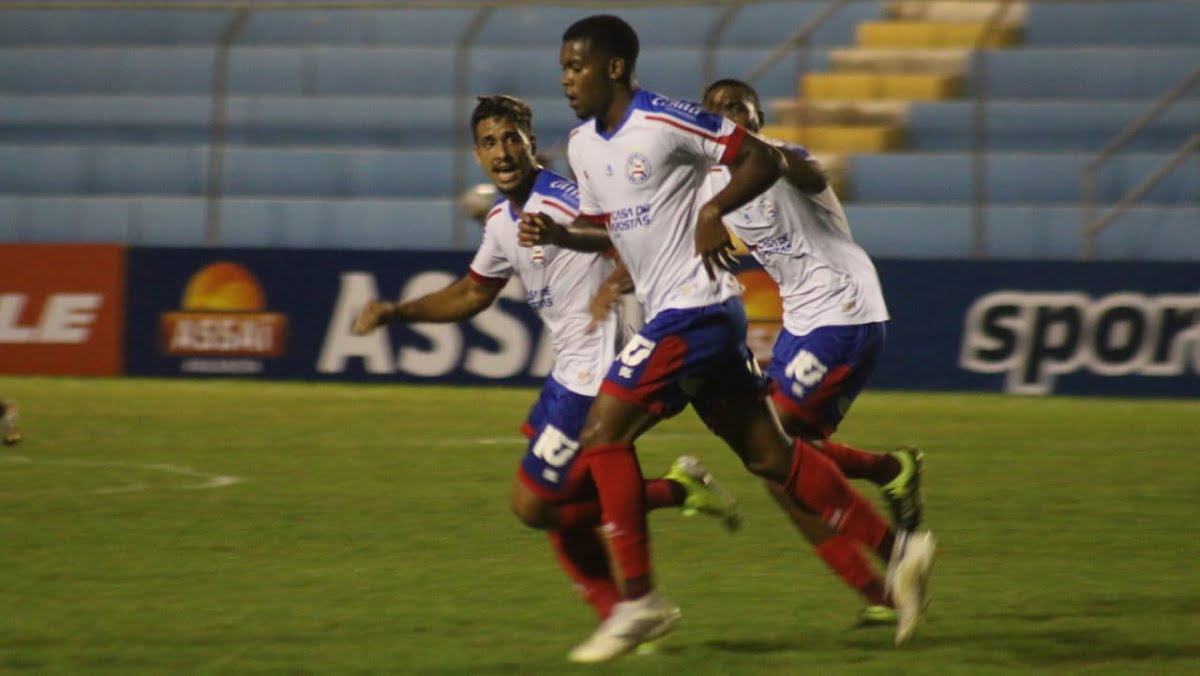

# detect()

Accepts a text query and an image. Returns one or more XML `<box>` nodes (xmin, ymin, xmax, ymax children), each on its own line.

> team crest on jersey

<box><xmin>530</xmin><ymin>245</ymin><xmax>548</xmax><ymax>269</ymax></box>
<box><xmin>625</xmin><ymin>153</ymin><xmax>652</xmax><ymax>184</ymax></box>
<box><xmin>756</xmin><ymin>196</ymin><xmax>779</xmax><ymax>226</ymax></box>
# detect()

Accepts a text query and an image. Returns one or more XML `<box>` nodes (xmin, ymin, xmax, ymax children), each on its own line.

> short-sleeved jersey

<box><xmin>567</xmin><ymin>89</ymin><xmax>746</xmax><ymax>322</ymax></box>
<box><xmin>468</xmin><ymin>169</ymin><xmax>617</xmax><ymax>396</ymax></box>
<box><xmin>704</xmin><ymin>142</ymin><xmax>889</xmax><ymax>336</ymax></box>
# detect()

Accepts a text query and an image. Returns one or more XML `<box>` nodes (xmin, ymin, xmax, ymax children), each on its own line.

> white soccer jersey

<box><xmin>705</xmin><ymin>142</ymin><xmax>889</xmax><ymax>336</ymax></box>
<box><xmin>567</xmin><ymin>89</ymin><xmax>745</xmax><ymax>322</ymax></box>
<box><xmin>469</xmin><ymin>169</ymin><xmax>618</xmax><ymax>396</ymax></box>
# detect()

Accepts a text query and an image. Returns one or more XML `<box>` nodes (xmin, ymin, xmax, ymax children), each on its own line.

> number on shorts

<box><xmin>785</xmin><ymin>350</ymin><xmax>828</xmax><ymax>389</ymax></box>
<box><xmin>531</xmin><ymin>424</ymin><xmax>580</xmax><ymax>468</ymax></box>
<box><xmin>617</xmin><ymin>335</ymin><xmax>657</xmax><ymax>368</ymax></box>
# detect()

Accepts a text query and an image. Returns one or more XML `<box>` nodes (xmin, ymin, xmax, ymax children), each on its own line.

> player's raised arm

<box><xmin>518</xmin><ymin>211</ymin><xmax>613</xmax><ymax>252</ymax></box>
<box><xmin>351</xmin><ymin>275</ymin><xmax>503</xmax><ymax>335</ymax></box>
<box><xmin>695</xmin><ymin>132</ymin><xmax>784</xmax><ymax>278</ymax></box>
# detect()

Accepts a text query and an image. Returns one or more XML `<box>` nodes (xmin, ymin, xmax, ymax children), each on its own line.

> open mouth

<box><xmin>493</xmin><ymin>166</ymin><xmax>518</xmax><ymax>183</ymax></box>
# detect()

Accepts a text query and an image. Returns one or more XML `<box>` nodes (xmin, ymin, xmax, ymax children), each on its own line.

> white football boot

<box><xmin>567</xmin><ymin>591</ymin><xmax>681</xmax><ymax>663</ymax></box>
<box><xmin>886</xmin><ymin>530</ymin><xmax>937</xmax><ymax>646</ymax></box>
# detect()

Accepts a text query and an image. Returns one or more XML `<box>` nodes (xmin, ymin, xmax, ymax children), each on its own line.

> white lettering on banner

<box><xmin>959</xmin><ymin>290</ymin><xmax>1200</xmax><ymax>395</ymax></box>
<box><xmin>395</xmin><ymin>272</ymin><xmax>463</xmax><ymax>377</ymax></box>
<box><xmin>0</xmin><ymin>293</ymin><xmax>101</xmax><ymax>344</ymax></box>
<box><xmin>317</xmin><ymin>273</ymin><xmax>393</xmax><ymax>374</ymax></box>
<box><xmin>168</xmin><ymin>317</ymin><xmax>276</xmax><ymax>353</ymax></box>
<box><xmin>466</xmin><ymin>281</ymin><xmax>530</xmax><ymax>378</ymax></box>
<box><xmin>317</xmin><ymin>270</ymin><xmax>547</xmax><ymax>379</ymax></box>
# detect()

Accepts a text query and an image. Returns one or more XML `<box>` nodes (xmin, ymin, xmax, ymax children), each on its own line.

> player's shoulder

<box><xmin>482</xmin><ymin>195</ymin><xmax>512</xmax><ymax>230</ymax></box>
<box><xmin>634</xmin><ymin>89</ymin><xmax>726</xmax><ymax>134</ymax></box>
<box><xmin>531</xmin><ymin>169</ymin><xmax>580</xmax><ymax>214</ymax></box>
<box><xmin>763</xmin><ymin>135</ymin><xmax>813</xmax><ymax>160</ymax></box>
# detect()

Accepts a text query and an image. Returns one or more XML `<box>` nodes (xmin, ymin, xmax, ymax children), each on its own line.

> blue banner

<box><xmin>124</xmin><ymin>248</ymin><xmax>549</xmax><ymax>384</ymax></box>
<box><xmin>124</xmin><ymin>248</ymin><xmax>1200</xmax><ymax>397</ymax></box>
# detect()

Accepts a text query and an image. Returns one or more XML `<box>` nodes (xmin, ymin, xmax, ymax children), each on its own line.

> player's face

<box><xmin>473</xmin><ymin>117</ymin><xmax>538</xmax><ymax>196</ymax></box>
<box><xmin>703</xmin><ymin>85</ymin><xmax>762</xmax><ymax>133</ymax></box>
<box><xmin>560</xmin><ymin>38</ymin><xmax>612</xmax><ymax>120</ymax></box>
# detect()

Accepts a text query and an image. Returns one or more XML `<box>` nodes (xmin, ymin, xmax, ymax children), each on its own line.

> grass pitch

<box><xmin>1</xmin><ymin>377</ymin><xmax>1197</xmax><ymax>674</ymax></box>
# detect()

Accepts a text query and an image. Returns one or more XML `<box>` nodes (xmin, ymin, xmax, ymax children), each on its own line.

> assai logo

<box><xmin>737</xmin><ymin>269</ymin><xmax>784</xmax><ymax>366</ymax></box>
<box><xmin>160</xmin><ymin>262</ymin><xmax>288</xmax><ymax>373</ymax></box>
<box><xmin>959</xmin><ymin>290</ymin><xmax>1200</xmax><ymax>394</ymax></box>
<box><xmin>625</xmin><ymin>152</ymin><xmax>652</xmax><ymax>184</ymax></box>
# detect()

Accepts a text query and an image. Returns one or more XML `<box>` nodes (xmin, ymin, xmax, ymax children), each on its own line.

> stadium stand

<box><xmin>0</xmin><ymin>1</ymin><xmax>1195</xmax><ymax>258</ymax></box>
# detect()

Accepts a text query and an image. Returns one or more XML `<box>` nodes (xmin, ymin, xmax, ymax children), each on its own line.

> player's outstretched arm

<box><xmin>518</xmin><ymin>211</ymin><xmax>613</xmax><ymax>252</ymax></box>
<box><xmin>778</xmin><ymin>146</ymin><xmax>828</xmax><ymax>194</ymax></box>
<box><xmin>351</xmin><ymin>276</ymin><xmax>503</xmax><ymax>335</ymax></box>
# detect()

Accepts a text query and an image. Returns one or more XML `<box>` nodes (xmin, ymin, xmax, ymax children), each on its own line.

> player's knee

<box><xmin>510</xmin><ymin>483</ymin><xmax>554</xmax><ymax>530</ymax></box>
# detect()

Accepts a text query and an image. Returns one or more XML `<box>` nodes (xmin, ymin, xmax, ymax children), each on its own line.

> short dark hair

<box><xmin>702</xmin><ymin>78</ymin><xmax>766</xmax><ymax>127</ymax></box>
<box><xmin>470</xmin><ymin>95</ymin><xmax>533</xmax><ymax>142</ymax></box>
<box><xmin>562</xmin><ymin>14</ymin><xmax>639</xmax><ymax>81</ymax></box>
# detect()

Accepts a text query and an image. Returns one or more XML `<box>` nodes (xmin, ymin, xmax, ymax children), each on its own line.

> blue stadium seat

<box><xmin>845</xmin><ymin>205</ymin><xmax>1200</xmax><ymax>260</ymax></box>
<box><xmin>968</xmin><ymin>49</ymin><xmax>1200</xmax><ymax>100</ymax></box>
<box><xmin>849</xmin><ymin>153</ymin><xmax>1199</xmax><ymax>204</ymax></box>
<box><xmin>1025</xmin><ymin>1</ymin><xmax>1200</xmax><ymax>46</ymax></box>
<box><xmin>906</xmin><ymin>101</ymin><xmax>1200</xmax><ymax>152</ymax></box>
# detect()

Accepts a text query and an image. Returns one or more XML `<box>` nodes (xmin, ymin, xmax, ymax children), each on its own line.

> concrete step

<box><xmin>885</xmin><ymin>0</ymin><xmax>1027</xmax><ymax>26</ymax></box>
<box><xmin>760</xmin><ymin>124</ymin><xmax>904</xmax><ymax>153</ymax></box>
<box><xmin>829</xmin><ymin>47</ymin><xmax>970</xmax><ymax>74</ymax></box>
<box><xmin>804</xmin><ymin>72</ymin><xmax>963</xmax><ymax>101</ymax></box>
<box><xmin>768</xmin><ymin>99</ymin><xmax>909</xmax><ymax>127</ymax></box>
<box><xmin>857</xmin><ymin>20</ymin><xmax>1021</xmax><ymax>48</ymax></box>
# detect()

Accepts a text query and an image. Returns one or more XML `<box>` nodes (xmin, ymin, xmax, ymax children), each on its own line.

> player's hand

<box><xmin>586</xmin><ymin>281</ymin><xmax>621</xmax><ymax>333</ymax></box>
<box><xmin>352</xmin><ymin>300</ymin><xmax>393</xmax><ymax>335</ymax></box>
<box><xmin>518</xmin><ymin>211</ymin><xmax>563</xmax><ymax>248</ymax></box>
<box><xmin>694</xmin><ymin>202</ymin><xmax>739</xmax><ymax>280</ymax></box>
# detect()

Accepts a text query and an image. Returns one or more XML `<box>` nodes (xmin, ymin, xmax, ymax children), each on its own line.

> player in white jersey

<box><xmin>519</xmin><ymin>16</ymin><xmax>935</xmax><ymax>660</ymax></box>
<box><xmin>351</xmin><ymin>95</ymin><xmax>738</xmax><ymax>656</ymax></box>
<box><xmin>701</xmin><ymin>78</ymin><xmax>930</xmax><ymax>629</ymax></box>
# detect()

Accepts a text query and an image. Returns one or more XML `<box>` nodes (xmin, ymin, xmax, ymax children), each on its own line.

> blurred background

<box><xmin>0</xmin><ymin>0</ymin><xmax>1195</xmax><ymax>258</ymax></box>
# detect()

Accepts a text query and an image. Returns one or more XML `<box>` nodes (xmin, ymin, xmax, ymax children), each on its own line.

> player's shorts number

<box><xmin>784</xmin><ymin>349</ymin><xmax>827</xmax><ymax>397</ymax></box>
<box><xmin>618</xmin><ymin>335</ymin><xmax>657</xmax><ymax>367</ymax></box>
<box><xmin>531</xmin><ymin>424</ymin><xmax>580</xmax><ymax>468</ymax></box>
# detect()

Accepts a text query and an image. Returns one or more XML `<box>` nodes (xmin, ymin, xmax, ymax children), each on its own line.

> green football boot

<box><xmin>881</xmin><ymin>446</ymin><xmax>924</xmax><ymax>531</ymax></box>
<box><xmin>664</xmin><ymin>455</ymin><xmax>741</xmax><ymax>532</ymax></box>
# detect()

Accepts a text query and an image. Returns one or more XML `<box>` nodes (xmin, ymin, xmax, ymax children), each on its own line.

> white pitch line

<box><xmin>419</xmin><ymin>431</ymin><xmax>714</xmax><ymax>447</ymax></box>
<box><xmin>0</xmin><ymin>456</ymin><xmax>243</xmax><ymax>497</ymax></box>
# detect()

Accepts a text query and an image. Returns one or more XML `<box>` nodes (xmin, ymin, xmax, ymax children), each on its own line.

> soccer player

<box><xmin>351</xmin><ymin>94</ymin><xmax>738</xmax><ymax>656</ymax></box>
<box><xmin>0</xmin><ymin>397</ymin><xmax>20</xmax><ymax>446</ymax></box>
<box><xmin>700</xmin><ymin>77</ymin><xmax>924</xmax><ymax>626</ymax></box>
<box><xmin>519</xmin><ymin>15</ymin><xmax>936</xmax><ymax>660</ymax></box>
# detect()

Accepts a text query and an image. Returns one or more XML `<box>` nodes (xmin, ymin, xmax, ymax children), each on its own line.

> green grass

<box><xmin>1</xmin><ymin>377</ymin><xmax>1198</xmax><ymax>674</ymax></box>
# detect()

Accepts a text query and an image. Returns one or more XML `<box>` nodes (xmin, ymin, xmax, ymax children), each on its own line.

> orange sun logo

<box><xmin>160</xmin><ymin>261</ymin><xmax>288</xmax><ymax>358</ymax></box>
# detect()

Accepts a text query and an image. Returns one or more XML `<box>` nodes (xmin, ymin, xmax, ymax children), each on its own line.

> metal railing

<box><xmin>969</xmin><ymin>0</ymin><xmax>1017</xmax><ymax>259</ymax></box>
<box><xmin>1081</xmin><ymin>68</ymin><xmax>1200</xmax><ymax>259</ymax></box>
<box><xmin>742</xmin><ymin>0</ymin><xmax>850</xmax><ymax>89</ymax></box>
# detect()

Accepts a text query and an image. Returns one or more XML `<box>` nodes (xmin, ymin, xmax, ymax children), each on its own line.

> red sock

<box><xmin>553</xmin><ymin>478</ymin><xmax>683</xmax><ymax>529</ymax></box>
<box><xmin>786</xmin><ymin>439</ymin><xmax>890</xmax><ymax>549</ymax></box>
<box><xmin>582</xmin><ymin>443</ymin><xmax>652</xmax><ymax>583</ymax></box>
<box><xmin>548</xmin><ymin>527</ymin><xmax>622</xmax><ymax>620</ymax></box>
<box><xmin>815</xmin><ymin>534</ymin><xmax>889</xmax><ymax>606</ymax></box>
<box><xmin>817</xmin><ymin>439</ymin><xmax>900</xmax><ymax>486</ymax></box>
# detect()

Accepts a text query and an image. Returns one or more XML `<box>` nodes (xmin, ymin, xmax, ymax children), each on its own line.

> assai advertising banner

<box><xmin>124</xmin><ymin>248</ymin><xmax>550</xmax><ymax>384</ymax></box>
<box><xmin>0</xmin><ymin>244</ymin><xmax>126</xmax><ymax>376</ymax></box>
<box><xmin>121</xmin><ymin>248</ymin><xmax>1198</xmax><ymax>397</ymax></box>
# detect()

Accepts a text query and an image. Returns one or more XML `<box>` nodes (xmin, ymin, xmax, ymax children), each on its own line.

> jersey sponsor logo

<box><xmin>529</xmin><ymin>245</ymin><xmax>548</xmax><ymax>269</ymax></box>
<box><xmin>750</xmin><ymin>233</ymin><xmax>793</xmax><ymax>258</ymax></box>
<box><xmin>526</xmin><ymin>286</ymin><xmax>554</xmax><ymax>310</ymax></box>
<box><xmin>625</xmin><ymin>153</ymin><xmax>652</xmax><ymax>184</ymax></box>
<box><xmin>959</xmin><ymin>290</ymin><xmax>1200</xmax><ymax>394</ymax></box>
<box><xmin>609</xmin><ymin>203</ymin><xmax>652</xmax><ymax>233</ymax></box>
<box><xmin>546</xmin><ymin>179</ymin><xmax>580</xmax><ymax>203</ymax></box>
